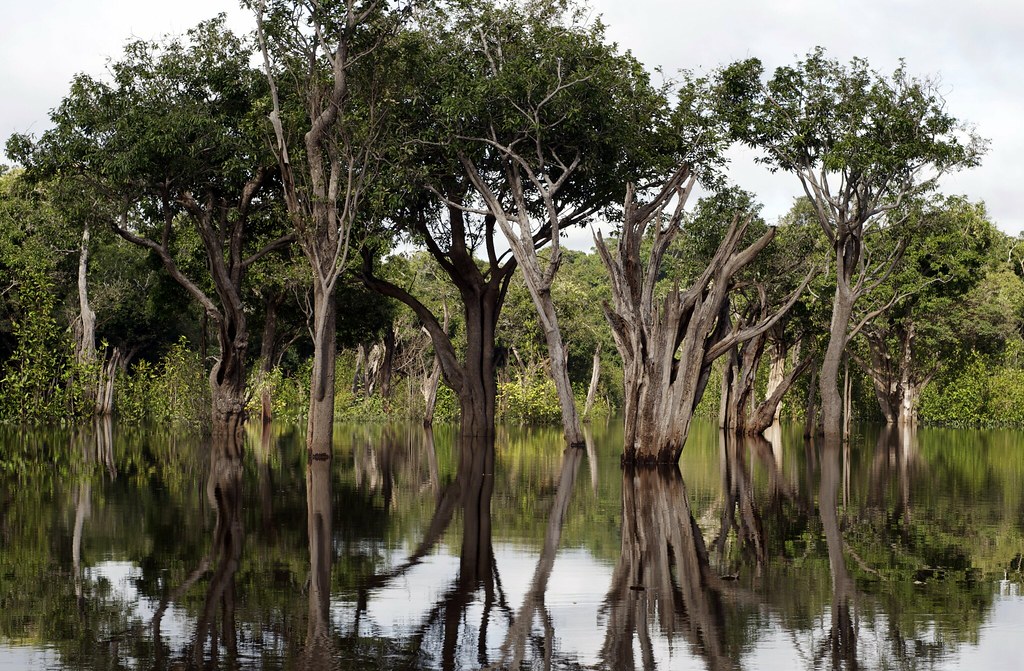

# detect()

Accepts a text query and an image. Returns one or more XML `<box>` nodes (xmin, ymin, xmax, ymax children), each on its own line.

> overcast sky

<box><xmin>3</xmin><ymin>0</ymin><xmax>1021</xmax><ymax>235</ymax></box>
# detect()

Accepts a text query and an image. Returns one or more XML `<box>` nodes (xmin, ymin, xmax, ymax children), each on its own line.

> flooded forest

<box><xmin>2</xmin><ymin>0</ymin><xmax>1024</xmax><ymax>669</ymax></box>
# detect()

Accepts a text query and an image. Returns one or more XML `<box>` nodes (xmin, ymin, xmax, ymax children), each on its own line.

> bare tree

<box><xmin>595</xmin><ymin>166</ymin><xmax>808</xmax><ymax>464</ymax></box>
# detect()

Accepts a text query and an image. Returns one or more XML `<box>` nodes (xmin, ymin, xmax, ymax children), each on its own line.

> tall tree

<box><xmin>253</xmin><ymin>0</ymin><xmax>403</xmax><ymax>456</ymax></box>
<box><xmin>430</xmin><ymin>0</ymin><xmax>672</xmax><ymax>447</ymax></box>
<box><xmin>596</xmin><ymin>166</ymin><xmax>809</xmax><ymax>464</ymax></box>
<box><xmin>365</xmin><ymin>0</ymin><xmax>695</xmax><ymax>443</ymax></box>
<box><xmin>10</xmin><ymin>18</ymin><xmax>292</xmax><ymax>438</ymax></box>
<box><xmin>717</xmin><ymin>48</ymin><xmax>985</xmax><ymax>439</ymax></box>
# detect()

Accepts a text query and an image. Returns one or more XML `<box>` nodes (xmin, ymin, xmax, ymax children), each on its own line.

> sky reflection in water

<box><xmin>0</xmin><ymin>418</ymin><xmax>1022</xmax><ymax>670</ymax></box>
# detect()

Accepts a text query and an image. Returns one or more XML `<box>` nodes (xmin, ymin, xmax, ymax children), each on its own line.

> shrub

<box><xmin>115</xmin><ymin>337</ymin><xmax>209</xmax><ymax>427</ymax></box>
<box><xmin>0</xmin><ymin>270</ymin><xmax>81</xmax><ymax>424</ymax></box>
<box><xmin>497</xmin><ymin>379</ymin><xmax>561</xmax><ymax>425</ymax></box>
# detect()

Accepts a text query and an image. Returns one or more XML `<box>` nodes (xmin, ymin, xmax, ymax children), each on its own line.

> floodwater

<box><xmin>1</xmin><ymin>418</ymin><xmax>1022</xmax><ymax>670</ymax></box>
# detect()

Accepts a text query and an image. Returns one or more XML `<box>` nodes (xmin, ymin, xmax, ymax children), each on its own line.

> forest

<box><xmin>1</xmin><ymin>0</ymin><xmax>1021</xmax><ymax>461</ymax></box>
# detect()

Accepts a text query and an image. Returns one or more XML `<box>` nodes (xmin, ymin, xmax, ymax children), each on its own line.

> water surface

<box><xmin>1</xmin><ymin>419</ymin><xmax>1022</xmax><ymax>669</ymax></box>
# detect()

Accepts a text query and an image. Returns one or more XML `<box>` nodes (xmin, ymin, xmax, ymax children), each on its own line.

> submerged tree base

<box><xmin>620</xmin><ymin>445</ymin><xmax>681</xmax><ymax>467</ymax></box>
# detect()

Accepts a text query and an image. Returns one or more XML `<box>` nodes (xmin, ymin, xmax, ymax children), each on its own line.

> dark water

<box><xmin>1</xmin><ymin>418</ymin><xmax>1022</xmax><ymax>670</ymax></box>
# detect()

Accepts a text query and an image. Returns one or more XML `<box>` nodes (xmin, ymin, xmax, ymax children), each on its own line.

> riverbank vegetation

<box><xmin>1</xmin><ymin>0</ymin><xmax>1020</xmax><ymax>457</ymax></box>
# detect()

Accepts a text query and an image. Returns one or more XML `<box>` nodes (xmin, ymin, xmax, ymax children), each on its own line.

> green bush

<box><xmin>497</xmin><ymin>379</ymin><xmax>561</xmax><ymax>424</ymax></box>
<box><xmin>115</xmin><ymin>337</ymin><xmax>209</xmax><ymax>427</ymax></box>
<box><xmin>0</xmin><ymin>270</ymin><xmax>81</xmax><ymax>424</ymax></box>
<box><xmin>246</xmin><ymin>361</ymin><xmax>311</xmax><ymax>424</ymax></box>
<box><xmin>917</xmin><ymin>352</ymin><xmax>1024</xmax><ymax>427</ymax></box>
<box><xmin>986</xmin><ymin>369</ymin><xmax>1024</xmax><ymax>425</ymax></box>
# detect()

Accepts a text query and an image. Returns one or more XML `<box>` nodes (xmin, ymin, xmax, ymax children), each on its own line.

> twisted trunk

<box><xmin>597</xmin><ymin>169</ymin><xmax>801</xmax><ymax>464</ymax></box>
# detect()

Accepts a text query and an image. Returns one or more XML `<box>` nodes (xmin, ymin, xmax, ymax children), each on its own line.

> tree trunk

<box><xmin>379</xmin><ymin>325</ymin><xmax>396</xmax><ymax>399</ymax></box>
<box><xmin>583</xmin><ymin>343</ymin><xmax>601</xmax><ymax>420</ymax></box>
<box><xmin>93</xmin><ymin>348</ymin><xmax>121</xmax><ymax>417</ymax></box>
<box><xmin>366</xmin><ymin>342</ymin><xmax>383</xmax><ymax>396</ymax></box>
<box><xmin>820</xmin><ymin>281</ymin><xmax>855</xmax><ymax>440</ymax></box>
<box><xmin>897</xmin><ymin>323</ymin><xmax>918</xmax><ymax>426</ymax></box>
<box><xmin>258</xmin><ymin>291</ymin><xmax>282</xmax><ymax>424</ymax></box>
<box><xmin>536</xmin><ymin>298</ymin><xmax>584</xmax><ymax>446</ymax></box>
<box><xmin>766</xmin><ymin>341</ymin><xmax>787</xmax><ymax>424</ymax></box>
<box><xmin>804</xmin><ymin>360</ymin><xmax>819</xmax><ymax>439</ymax></box>
<box><xmin>421</xmin><ymin>307</ymin><xmax>449</xmax><ymax>427</ymax></box>
<box><xmin>422</xmin><ymin>356</ymin><xmax>443</xmax><ymax>428</ymax></box>
<box><xmin>352</xmin><ymin>344</ymin><xmax>366</xmax><ymax>395</ymax></box>
<box><xmin>76</xmin><ymin>222</ymin><xmax>99</xmax><ymax>408</ymax></box>
<box><xmin>361</xmin><ymin>209</ymin><xmax>515</xmax><ymax>443</ymax></box>
<box><xmin>307</xmin><ymin>282</ymin><xmax>337</xmax><ymax>457</ymax></box>
<box><xmin>747</xmin><ymin>354</ymin><xmax>814</xmax><ymax>437</ymax></box>
<box><xmin>210</xmin><ymin>307</ymin><xmax>248</xmax><ymax>445</ymax></box>
<box><xmin>596</xmin><ymin>170</ymin><xmax>802</xmax><ymax>464</ymax></box>
<box><xmin>720</xmin><ymin>329</ymin><xmax>768</xmax><ymax>434</ymax></box>
<box><xmin>866</xmin><ymin>338</ymin><xmax>898</xmax><ymax>426</ymax></box>
<box><xmin>456</xmin><ymin>289</ymin><xmax>500</xmax><ymax>440</ymax></box>
<box><xmin>899</xmin><ymin>382</ymin><xmax>919</xmax><ymax>427</ymax></box>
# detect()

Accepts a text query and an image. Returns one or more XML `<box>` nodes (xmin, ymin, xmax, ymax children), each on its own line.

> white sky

<box><xmin>3</xmin><ymin>0</ymin><xmax>1022</xmax><ymax>235</ymax></box>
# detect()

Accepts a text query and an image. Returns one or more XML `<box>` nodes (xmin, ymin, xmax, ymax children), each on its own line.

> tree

<box><xmin>678</xmin><ymin>188</ymin><xmax>820</xmax><ymax>436</ymax></box>
<box><xmin>595</xmin><ymin>166</ymin><xmax>809</xmax><ymax>464</ymax></box>
<box><xmin>718</xmin><ymin>48</ymin><xmax>985</xmax><ymax>439</ymax></box>
<box><xmin>0</xmin><ymin>170</ymin><xmax>79</xmax><ymax>421</ymax></box>
<box><xmin>253</xmin><ymin>0</ymin><xmax>404</xmax><ymax>455</ymax></box>
<box><xmin>10</xmin><ymin>18</ymin><xmax>292</xmax><ymax>439</ymax></box>
<box><xmin>855</xmin><ymin>197</ymin><xmax>996</xmax><ymax>424</ymax></box>
<box><xmin>365</xmin><ymin>0</ymin><xmax>732</xmax><ymax>443</ymax></box>
<box><xmin>426</xmin><ymin>0</ymin><xmax>673</xmax><ymax>447</ymax></box>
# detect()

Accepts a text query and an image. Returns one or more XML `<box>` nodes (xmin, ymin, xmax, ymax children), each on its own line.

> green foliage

<box><xmin>0</xmin><ymin>269</ymin><xmax>81</xmax><ymax>423</ymax></box>
<box><xmin>432</xmin><ymin>384</ymin><xmax>460</xmax><ymax>424</ymax></box>
<box><xmin>717</xmin><ymin>48</ymin><xmax>985</xmax><ymax>182</ymax></box>
<box><xmin>115</xmin><ymin>337</ymin><xmax>209</xmax><ymax>427</ymax></box>
<box><xmin>245</xmin><ymin>363</ymin><xmax>310</xmax><ymax>425</ymax></box>
<box><xmin>497</xmin><ymin>380</ymin><xmax>562</xmax><ymax>425</ymax></box>
<box><xmin>918</xmin><ymin>359</ymin><xmax>989</xmax><ymax>426</ymax></box>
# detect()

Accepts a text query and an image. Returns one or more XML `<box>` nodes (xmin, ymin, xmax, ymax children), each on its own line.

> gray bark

<box><xmin>595</xmin><ymin>166</ymin><xmax>806</xmax><ymax>464</ymax></box>
<box><xmin>583</xmin><ymin>343</ymin><xmax>601</xmax><ymax>420</ymax></box>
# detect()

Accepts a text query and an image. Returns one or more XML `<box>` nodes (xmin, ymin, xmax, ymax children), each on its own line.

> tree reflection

<box><xmin>818</xmin><ymin>435</ymin><xmax>859</xmax><ymax>670</ymax></box>
<box><xmin>714</xmin><ymin>431</ymin><xmax>766</xmax><ymax>575</ymax></box>
<box><xmin>304</xmin><ymin>454</ymin><xmax>335</xmax><ymax>669</ymax></box>
<box><xmin>149</xmin><ymin>435</ymin><xmax>244</xmax><ymax>668</ymax></box>
<box><xmin>602</xmin><ymin>467</ymin><xmax>736</xmax><ymax>671</ymax></box>
<box><xmin>352</xmin><ymin>434</ymin><xmax>499</xmax><ymax>670</ymax></box>
<box><xmin>868</xmin><ymin>425</ymin><xmax>921</xmax><ymax>526</ymax></box>
<box><xmin>494</xmin><ymin>445</ymin><xmax>585</xmax><ymax>668</ymax></box>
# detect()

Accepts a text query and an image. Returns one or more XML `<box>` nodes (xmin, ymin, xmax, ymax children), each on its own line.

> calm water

<box><xmin>1</xmin><ymin>418</ymin><xmax>1023</xmax><ymax>670</ymax></box>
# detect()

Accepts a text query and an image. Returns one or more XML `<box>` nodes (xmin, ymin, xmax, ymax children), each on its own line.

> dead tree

<box><xmin>595</xmin><ymin>165</ymin><xmax>806</xmax><ymax>464</ymax></box>
<box><xmin>720</xmin><ymin>310</ymin><xmax>815</xmax><ymax>436</ymax></box>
